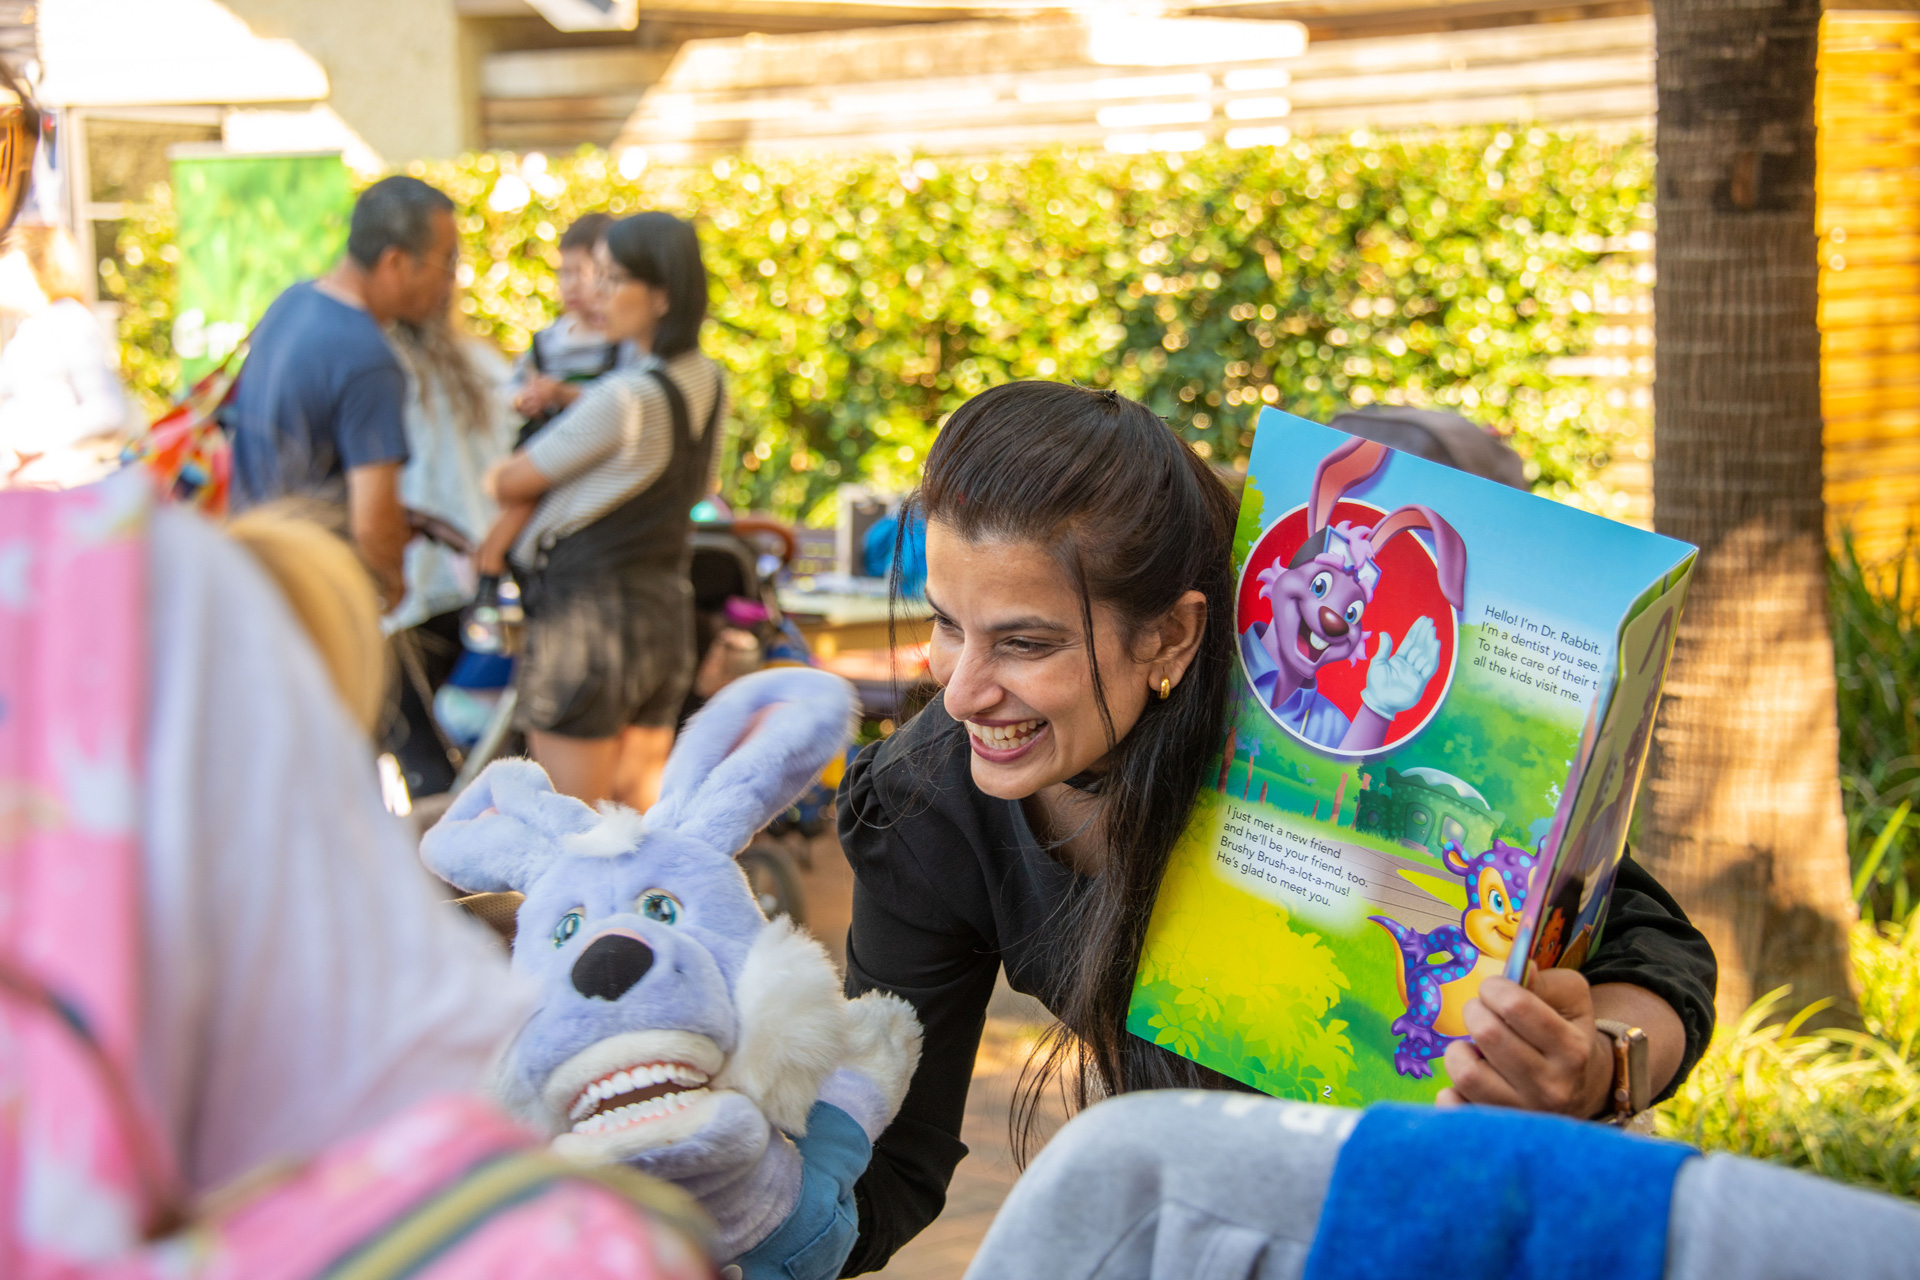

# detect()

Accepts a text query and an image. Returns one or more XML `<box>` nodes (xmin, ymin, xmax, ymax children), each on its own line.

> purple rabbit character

<box><xmin>1240</xmin><ymin>435</ymin><xmax>1468</xmax><ymax>753</ymax></box>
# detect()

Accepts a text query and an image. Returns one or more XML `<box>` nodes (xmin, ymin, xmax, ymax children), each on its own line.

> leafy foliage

<box><xmin>1232</xmin><ymin>473</ymin><xmax>1266</xmax><ymax>570</ymax></box>
<box><xmin>170</xmin><ymin>155</ymin><xmax>355</xmax><ymax>384</ymax></box>
<box><xmin>103</xmin><ymin>132</ymin><xmax>1649</xmax><ymax>521</ymax></box>
<box><xmin>99</xmin><ymin>185</ymin><xmax>180</xmax><ymax>421</ymax></box>
<box><xmin>1656</xmin><ymin>911</ymin><xmax>1920</xmax><ymax>1199</ymax></box>
<box><xmin>1831</xmin><ymin>529</ymin><xmax>1920</xmax><ymax>919</ymax></box>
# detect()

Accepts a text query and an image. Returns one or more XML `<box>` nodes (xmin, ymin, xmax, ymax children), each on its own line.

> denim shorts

<box><xmin>514</xmin><ymin>571</ymin><xmax>694</xmax><ymax>739</ymax></box>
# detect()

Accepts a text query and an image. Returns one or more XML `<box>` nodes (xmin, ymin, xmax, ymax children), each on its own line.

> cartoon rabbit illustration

<box><xmin>421</xmin><ymin>667</ymin><xmax>921</xmax><ymax>1280</ymax></box>
<box><xmin>1240</xmin><ymin>435</ymin><xmax>1468</xmax><ymax>753</ymax></box>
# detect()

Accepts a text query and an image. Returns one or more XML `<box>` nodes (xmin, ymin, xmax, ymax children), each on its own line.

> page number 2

<box><xmin>1321</xmin><ymin>1086</ymin><xmax>1332</xmax><ymax>1098</ymax></box>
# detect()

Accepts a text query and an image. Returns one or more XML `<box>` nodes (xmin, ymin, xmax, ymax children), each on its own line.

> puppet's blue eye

<box><xmin>1310</xmin><ymin>571</ymin><xmax>1332</xmax><ymax>598</ymax></box>
<box><xmin>1490</xmin><ymin>890</ymin><xmax>1507</xmax><ymax>914</ymax></box>
<box><xmin>552</xmin><ymin>910</ymin><xmax>584</xmax><ymax>947</ymax></box>
<box><xmin>1344</xmin><ymin>600</ymin><xmax>1364</xmax><ymax>625</ymax></box>
<box><xmin>638</xmin><ymin>890</ymin><xmax>682</xmax><ymax>925</ymax></box>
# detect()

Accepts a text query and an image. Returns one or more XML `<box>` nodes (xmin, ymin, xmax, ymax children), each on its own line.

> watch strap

<box><xmin>1595</xmin><ymin>1018</ymin><xmax>1650</xmax><ymax>1121</ymax></box>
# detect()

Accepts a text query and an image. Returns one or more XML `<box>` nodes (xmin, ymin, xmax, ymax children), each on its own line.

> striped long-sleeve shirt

<box><xmin>510</xmin><ymin>349</ymin><xmax>728</xmax><ymax>569</ymax></box>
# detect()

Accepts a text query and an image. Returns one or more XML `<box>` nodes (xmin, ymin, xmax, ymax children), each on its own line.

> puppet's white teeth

<box><xmin>1308</xmin><ymin>632</ymin><xmax>1328</xmax><ymax>652</ymax></box>
<box><xmin>570</xmin><ymin>1086</ymin><xmax>712</xmax><ymax>1134</ymax></box>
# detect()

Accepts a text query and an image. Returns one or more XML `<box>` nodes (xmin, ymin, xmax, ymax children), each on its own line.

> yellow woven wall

<box><xmin>1820</xmin><ymin>13</ymin><xmax>1920</xmax><ymax>563</ymax></box>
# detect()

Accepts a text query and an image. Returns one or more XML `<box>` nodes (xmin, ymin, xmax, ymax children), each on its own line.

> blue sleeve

<box><xmin>334</xmin><ymin>360</ymin><xmax>410</xmax><ymax>471</ymax></box>
<box><xmin>735</xmin><ymin>1102</ymin><xmax>871</xmax><ymax>1280</ymax></box>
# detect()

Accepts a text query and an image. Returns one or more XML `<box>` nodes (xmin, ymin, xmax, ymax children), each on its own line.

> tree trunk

<box><xmin>1645</xmin><ymin>0</ymin><xmax>1858</xmax><ymax>1027</ymax></box>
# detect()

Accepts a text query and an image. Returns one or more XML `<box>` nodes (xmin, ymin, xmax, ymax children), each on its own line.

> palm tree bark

<box><xmin>1645</xmin><ymin>0</ymin><xmax>1858</xmax><ymax>1025</ymax></box>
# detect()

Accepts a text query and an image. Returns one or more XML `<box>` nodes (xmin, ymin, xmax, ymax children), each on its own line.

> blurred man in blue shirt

<box><xmin>229</xmin><ymin>175</ymin><xmax>459</xmax><ymax>606</ymax></box>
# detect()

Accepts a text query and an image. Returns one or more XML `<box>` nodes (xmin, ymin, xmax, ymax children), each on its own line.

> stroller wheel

<box><xmin>738</xmin><ymin>842</ymin><xmax>806</xmax><ymax>926</ymax></box>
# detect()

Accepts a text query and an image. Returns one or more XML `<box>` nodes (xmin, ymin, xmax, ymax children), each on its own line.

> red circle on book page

<box><xmin>1236</xmin><ymin>498</ymin><xmax>1459</xmax><ymax>758</ymax></box>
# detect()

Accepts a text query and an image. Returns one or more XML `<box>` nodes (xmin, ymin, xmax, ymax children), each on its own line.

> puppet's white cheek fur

<box><xmin>712</xmin><ymin>916</ymin><xmax>848</xmax><ymax>1136</ymax></box>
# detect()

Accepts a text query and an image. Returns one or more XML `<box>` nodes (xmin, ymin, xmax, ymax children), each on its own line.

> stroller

<box><xmin>421</xmin><ymin>512</ymin><xmax>828</xmax><ymax>925</ymax></box>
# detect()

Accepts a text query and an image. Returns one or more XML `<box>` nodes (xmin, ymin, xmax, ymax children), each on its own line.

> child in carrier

<box><xmin>509</xmin><ymin>211</ymin><xmax>621</xmax><ymax>445</ymax></box>
<box><xmin>480</xmin><ymin>212</ymin><xmax>623</xmax><ymax>576</ymax></box>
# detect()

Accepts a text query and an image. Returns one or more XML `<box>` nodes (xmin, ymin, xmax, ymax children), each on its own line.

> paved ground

<box><xmin>789</xmin><ymin>827</ymin><xmax>1059</xmax><ymax>1280</ymax></box>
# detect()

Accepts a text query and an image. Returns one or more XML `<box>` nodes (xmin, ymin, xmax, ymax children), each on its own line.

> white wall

<box><xmin>38</xmin><ymin>0</ymin><xmax>470</xmax><ymax>165</ymax></box>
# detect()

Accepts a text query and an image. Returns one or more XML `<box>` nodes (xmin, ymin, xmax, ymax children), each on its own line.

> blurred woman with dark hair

<box><xmin>476</xmin><ymin>212</ymin><xmax>728</xmax><ymax>809</ymax></box>
<box><xmin>834</xmin><ymin>381</ymin><xmax>1719</xmax><ymax>1273</ymax></box>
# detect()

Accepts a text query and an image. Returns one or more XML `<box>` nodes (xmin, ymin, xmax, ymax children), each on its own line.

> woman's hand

<box><xmin>1437</xmin><ymin>969</ymin><xmax>1613</xmax><ymax>1117</ymax></box>
<box><xmin>474</xmin><ymin>512</ymin><xmax>517</xmax><ymax>577</ymax></box>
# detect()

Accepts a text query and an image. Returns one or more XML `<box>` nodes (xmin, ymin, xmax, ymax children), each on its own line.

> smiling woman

<box><xmin>838</xmin><ymin>382</ymin><xmax>1247</xmax><ymax>1271</ymax></box>
<box><xmin>835</xmin><ymin>381</ymin><xmax>1719</xmax><ymax>1276</ymax></box>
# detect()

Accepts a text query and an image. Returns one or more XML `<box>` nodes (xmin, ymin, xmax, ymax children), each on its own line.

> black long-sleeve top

<box><xmin>836</xmin><ymin>695</ymin><xmax>1719</xmax><ymax>1275</ymax></box>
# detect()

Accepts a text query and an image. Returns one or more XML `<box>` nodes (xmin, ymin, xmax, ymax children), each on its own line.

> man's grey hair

<box><xmin>347</xmin><ymin>175</ymin><xmax>454</xmax><ymax>269</ymax></box>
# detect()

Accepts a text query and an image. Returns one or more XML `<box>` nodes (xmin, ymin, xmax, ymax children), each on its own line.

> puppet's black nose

<box><xmin>1318</xmin><ymin>605</ymin><xmax>1349</xmax><ymax>638</ymax></box>
<box><xmin>571</xmin><ymin>934</ymin><xmax>654</xmax><ymax>1001</ymax></box>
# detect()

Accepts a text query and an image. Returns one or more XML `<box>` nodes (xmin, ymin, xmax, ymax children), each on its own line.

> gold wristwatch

<box><xmin>1595</xmin><ymin>1019</ymin><xmax>1650</xmax><ymax>1123</ymax></box>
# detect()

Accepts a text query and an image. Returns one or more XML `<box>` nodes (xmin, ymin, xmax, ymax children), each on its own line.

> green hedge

<box><xmin>104</xmin><ymin>130</ymin><xmax>1651</xmax><ymax>521</ymax></box>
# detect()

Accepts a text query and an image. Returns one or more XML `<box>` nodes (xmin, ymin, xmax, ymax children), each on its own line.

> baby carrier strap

<box><xmin>539</xmin><ymin>359</ymin><xmax>722</xmax><ymax>579</ymax></box>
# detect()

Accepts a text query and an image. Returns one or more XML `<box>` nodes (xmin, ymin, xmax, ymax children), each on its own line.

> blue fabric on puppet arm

<box><xmin>1301</xmin><ymin>1104</ymin><xmax>1697</xmax><ymax>1280</ymax></box>
<box><xmin>734</xmin><ymin>1101</ymin><xmax>870</xmax><ymax>1280</ymax></box>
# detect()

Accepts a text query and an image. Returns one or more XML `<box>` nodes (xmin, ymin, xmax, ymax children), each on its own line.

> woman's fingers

<box><xmin>1453</xmin><ymin>973</ymin><xmax>1602</xmax><ymax>1115</ymax></box>
<box><xmin>1440</xmin><ymin>1037</ymin><xmax>1522</xmax><ymax>1108</ymax></box>
<box><xmin>1461</xmin><ymin>983</ymin><xmax>1551</xmax><ymax>1088</ymax></box>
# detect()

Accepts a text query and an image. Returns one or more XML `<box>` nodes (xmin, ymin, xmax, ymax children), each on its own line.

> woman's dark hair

<box><xmin>604</xmin><ymin>211</ymin><xmax>708</xmax><ymax>357</ymax></box>
<box><xmin>899</xmin><ymin>381</ymin><xmax>1244</xmax><ymax>1160</ymax></box>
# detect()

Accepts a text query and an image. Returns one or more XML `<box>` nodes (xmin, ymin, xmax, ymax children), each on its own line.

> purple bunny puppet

<box><xmin>1240</xmin><ymin>435</ymin><xmax>1468</xmax><ymax>753</ymax></box>
<box><xmin>420</xmin><ymin>667</ymin><xmax>921</xmax><ymax>1280</ymax></box>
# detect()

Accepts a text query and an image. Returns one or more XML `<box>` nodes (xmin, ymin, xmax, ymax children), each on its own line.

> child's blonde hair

<box><xmin>225</xmin><ymin>504</ymin><xmax>389</xmax><ymax>733</ymax></box>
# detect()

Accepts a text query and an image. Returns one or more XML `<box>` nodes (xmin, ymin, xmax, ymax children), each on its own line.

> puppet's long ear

<box><xmin>1372</xmin><ymin>504</ymin><xmax>1467</xmax><ymax>611</ymax></box>
<box><xmin>1310</xmin><ymin>436</ymin><xmax>1389</xmax><ymax>533</ymax></box>
<box><xmin>649</xmin><ymin>667</ymin><xmax>858</xmax><ymax>857</ymax></box>
<box><xmin>419</xmin><ymin>758</ymin><xmax>600</xmax><ymax>893</ymax></box>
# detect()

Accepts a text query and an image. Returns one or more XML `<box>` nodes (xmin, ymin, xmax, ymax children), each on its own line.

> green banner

<box><xmin>170</xmin><ymin>151</ymin><xmax>353</xmax><ymax>386</ymax></box>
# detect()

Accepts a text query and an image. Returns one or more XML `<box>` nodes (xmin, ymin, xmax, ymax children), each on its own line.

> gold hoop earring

<box><xmin>1159</xmin><ymin>676</ymin><xmax>1172</xmax><ymax>700</ymax></box>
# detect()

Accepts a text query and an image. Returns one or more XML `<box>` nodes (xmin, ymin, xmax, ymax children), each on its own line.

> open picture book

<box><xmin>1126</xmin><ymin>410</ymin><xmax>1697</xmax><ymax>1104</ymax></box>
